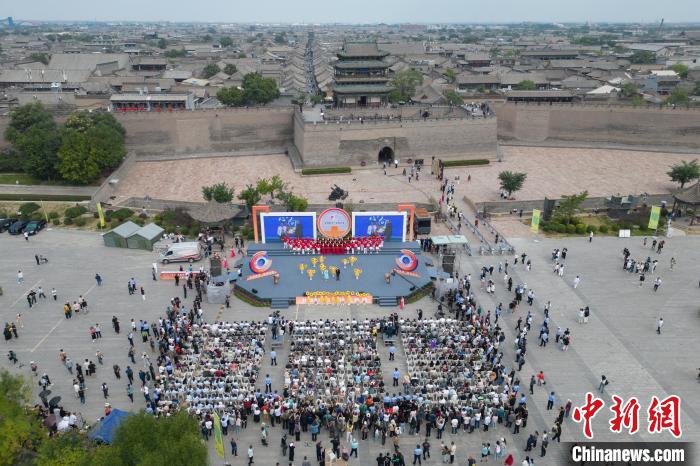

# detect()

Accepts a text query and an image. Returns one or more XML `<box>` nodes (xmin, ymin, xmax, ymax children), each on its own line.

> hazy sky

<box><xmin>7</xmin><ymin>0</ymin><xmax>698</xmax><ymax>24</ymax></box>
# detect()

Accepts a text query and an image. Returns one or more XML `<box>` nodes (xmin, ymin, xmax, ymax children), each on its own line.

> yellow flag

<box><xmin>648</xmin><ymin>206</ymin><xmax>661</xmax><ymax>230</ymax></box>
<box><xmin>531</xmin><ymin>209</ymin><xmax>541</xmax><ymax>234</ymax></box>
<box><xmin>96</xmin><ymin>202</ymin><xmax>106</xmax><ymax>228</ymax></box>
<box><xmin>213</xmin><ymin>412</ymin><xmax>224</xmax><ymax>459</ymax></box>
<box><xmin>40</xmin><ymin>200</ymin><xmax>49</xmax><ymax>222</ymax></box>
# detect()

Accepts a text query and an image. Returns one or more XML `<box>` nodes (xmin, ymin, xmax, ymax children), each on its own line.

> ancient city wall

<box><xmin>114</xmin><ymin>107</ymin><xmax>295</xmax><ymax>156</ymax></box>
<box><xmin>494</xmin><ymin>103</ymin><xmax>700</xmax><ymax>151</ymax></box>
<box><xmin>296</xmin><ymin>112</ymin><xmax>498</xmax><ymax>167</ymax></box>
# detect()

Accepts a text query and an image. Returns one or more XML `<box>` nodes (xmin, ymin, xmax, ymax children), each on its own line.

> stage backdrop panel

<box><xmin>260</xmin><ymin>212</ymin><xmax>316</xmax><ymax>243</ymax></box>
<box><xmin>352</xmin><ymin>211</ymin><xmax>407</xmax><ymax>242</ymax></box>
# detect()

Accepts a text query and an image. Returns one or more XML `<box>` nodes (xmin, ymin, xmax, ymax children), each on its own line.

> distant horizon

<box><xmin>8</xmin><ymin>19</ymin><xmax>700</xmax><ymax>26</ymax></box>
<box><xmin>4</xmin><ymin>0</ymin><xmax>699</xmax><ymax>25</ymax></box>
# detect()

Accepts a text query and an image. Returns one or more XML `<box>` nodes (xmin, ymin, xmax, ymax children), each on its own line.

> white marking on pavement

<box><xmin>30</xmin><ymin>318</ymin><xmax>63</xmax><ymax>353</ymax></box>
<box><xmin>29</xmin><ymin>283</ymin><xmax>96</xmax><ymax>353</ymax></box>
<box><xmin>9</xmin><ymin>279</ymin><xmax>43</xmax><ymax>308</ymax></box>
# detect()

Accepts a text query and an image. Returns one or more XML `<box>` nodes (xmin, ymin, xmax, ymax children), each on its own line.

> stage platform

<box><xmin>236</xmin><ymin>241</ymin><xmax>435</xmax><ymax>308</ymax></box>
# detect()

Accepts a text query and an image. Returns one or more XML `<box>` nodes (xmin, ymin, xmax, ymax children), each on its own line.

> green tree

<box><xmin>61</xmin><ymin>111</ymin><xmax>126</xmax><ymax>176</ymax></box>
<box><xmin>238</xmin><ymin>184</ymin><xmax>261</xmax><ymax>210</ymax></box>
<box><xmin>694</xmin><ymin>81</ymin><xmax>700</xmax><ymax>96</ymax></box>
<box><xmin>667</xmin><ymin>88</ymin><xmax>690</xmax><ymax>105</ymax></box>
<box><xmin>217</xmin><ymin>86</ymin><xmax>245</xmax><ymax>106</ymax></box>
<box><xmin>443</xmin><ymin>89</ymin><xmax>463</xmax><ymax>105</ymax></box>
<box><xmin>0</xmin><ymin>369</ymin><xmax>44</xmax><ymax>465</ymax></box>
<box><xmin>278</xmin><ymin>191</ymin><xmax>308</xmax><ymax>212</ymax></box>
<box><xmin>96</xmin><ymin>411</ymin><xmax>207</xmax><ymax>466</ymax></box>
<box><xmin>57</xmin><ymin>129</ymin><xmax>99</xmax><ymax>184</ymax></box>
<box><xmin>667</xmin><ymin>159</ymin><xmax>700</xmax><ymax>189</ymax></box>
<box><xmin>670</xmin><ymin>64</ymin><xmax>689</xmax><ymax>79</ymax></box>
<box><xmin>268</xmin><ymin>174</ymin><xmax>286</xmax><ymax>199</ymax></box>
<box><xmin>630</xmin><ymin>50</ymin><xmax>656</xmax><ymax>64</ymax></box>
<box><xmin>223</xmin><ymin>63</ymin><xmax>237</xmax><ymax>75</ymax></box>
<box><xmin>164</xmin><ymin>48</ymin><xmax>187</xmax><ymax>58</ymax></box>
<box><xmin>274</xmin><ymin>32</ymin><xmax>287</xmax><ymax>44</ymax></box>
<box><xmin>256</xmin><ymin>177</ymin><xmax>272</xmax><ymax>197</ymax></box>
<box><xmin>498</xmin><ymin>171</ymin><xmax>527</xmax><ymax>197</ymax></box>
<box><xmin>219</xmin><ymin>36</ymin><xmax>234</xmax><ymax>48</ymax></box>
<box><xmin>30</xmin><ymin>52</ymin><xmax>50</xmax><ymax>65</ymax></box>
<box><xmin>157</xmin><ymin>38</ymin><xmax>167</xmax><ymax>49</ymax></box>
<box><xmin>389</xmin><ymin>69</ymin><xmax>423</xmax><ymax>102</ymax></box>
<box><xmin>202</xmin><ymin>63</ymin><xmax>221</xmax><ymax>79</ymax></box>
<box><xmin>443</xmin><ymin>68</ymin><xmax>457</xmax><ymax>83</ymax></box>
<box><xmin>554</xmin><ymin>190</ymin><xmax>588</xmax><ymax>225</ymax></box>
<box><xmin>34</xmin><ymin>431</ymin><xmax>98</xmax><ymax>466</ymax></box>
<box><xmin>202</xmin><ymin>182</ymin><xmax>234</xmax><ymax>203</ymax></box>
<box><xmin>516</xmin><ymin>80</ymin><xmax>536</xmax><ymax>90</ymax></box>
<box><xmin>241</xmin><ymin>72</ymin><xmax>280</xmax><ymax>105</ymax></box>
<box><xmin>621</xmin><ymin>82</ymin><xmax>638</xmax><ymax>98</ymax></box>
<box><xmin>5</xmin><ymin>103</ymin><xmax>61</xmax><ymax>180</ymax></box>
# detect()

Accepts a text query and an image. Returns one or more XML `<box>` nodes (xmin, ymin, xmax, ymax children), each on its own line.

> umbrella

<box><xmin>39</xmin><ymin>389</ymin><xmax>52</xmax><ymax>399</ymax></box>
<box><xmin>49</xmin><ymin>396</ymin><xmax>61</xmax><ymax>409</ymax></box>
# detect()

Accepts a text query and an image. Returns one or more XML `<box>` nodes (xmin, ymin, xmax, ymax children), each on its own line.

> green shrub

<box><xmin>637</xmin><ymin>222</ymin><xmax>647</xmax><ymax>231</ymax></box>
<box><xmin>110</xmin><ymin>220</ymin><xmax>122</xmax><ymax>229</ymax></box>
<box><xmin>301</xmin><ymin>167</ymin><xmax>352</xmax><ymax>175</ymax></box>
<box><xmin>18</xmin><ymin>202</ymin><xmax>41</xmax><ymax>217</ymax></box>
<box><xmin>586</xmin><ymin>225</ymin><xmax>597</xmax><ymax>233</ymax></box>
<box><xmin>599</xmin><ymin>225</ymin><xmax>609</xmax><ymax>234</ymax></box>
<box><xmin>63</xmin><ymin>217</ymin><xmax>74</xmax><ymax>225</ymax></box>
<box><xmin>138</xmin><ymin>212</ymin><xmax>148</xmax><ymax>219</ymax></box>
<box><xmin>555</xmin><ymin>224</ymin><xmax>566</xmax><ymax>233</ymax></box>
<box><xmin>104</xmin><ymin>216</ymin><xmax>112</xmax><ymax>223</ymax></box>
<box><xmin>64</xmin><ymin>205</ymin><xmax>88</xmax><ymax>219</ymax></box>
<box><xmin>74</xmin><ymin>217</ymin><xmax>87</xmax><ymax>227</ymax></box>
<box><xmin>48</xmin><ymin>211</ymin><xmax>59</xmax><ymax>219</ymax></box>
<box><xmin>132</xmin><ymin>217</ymin><xmax>145</xmax><ymax>226</ymax></box>
<box><xmin>112</xmin><ymin>208</ymin><xmax>134</xmax><ymax>221</ymax></box>
<box><xmin>575</xmin><ymin>223</ymin><xmax>586</xmax><ymax>234</ymax></box>
<box><xmin>442</xmin><ymin>159</ymin><xmax>490</xmax><ymax>167</ymax></box>
<box><xmin>30</xmin><ymin>212</ymin><xmax>44</xmax><ymax>221</ymax></box>
<box><xmin>52</xmin><ymin>218</ymin><xmax>60</xmax><ymax>226</ymax></box>
<box><xmin>566</xmin><ymin>224</ymin><xmax>576</xmax><ymax>234</ymax></box>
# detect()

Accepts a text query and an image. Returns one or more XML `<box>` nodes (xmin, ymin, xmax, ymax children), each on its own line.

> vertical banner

<box><xmin>213</xmin><ymin>412</ymin><xmax>224</xmax><ymax>459</ymax></box>
<box><xmin>648</xmin><ymin>206</ymin><xmax>661</xmax><ymax>230</ymax></box>
<box><xmin>531</xmin><ymin>209</ymin><xmax>541</xmax><ymax>234</ymax></box>
<box><xmin>40</xmin><ymin>200</ymin><xmax>49</xmax><ymax>222</ymax></box>
<box><xmin>96</xmin><ymin>202</ymin><xmax>106</xmax><ymax>228</ymax></box>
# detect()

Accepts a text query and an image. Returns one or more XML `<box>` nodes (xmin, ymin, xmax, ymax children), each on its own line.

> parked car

<box><xmin>0</xmin><ymin>218</ymin><xmax>18</xmax><ymax>233</ymax></box>
<box><xmin>8</xmin><ymin>220</ymin><xmax>29</xmax><ymax>235</ymax></box>
<box><xmin>159</xmin><ymin>242</ymin><xmax>203</xmax><ymax>264</ymax></box>
<box><xmin>25</xmin><ymin>219</ymin><xmax>47</xmax><ymax>235</ymax></box>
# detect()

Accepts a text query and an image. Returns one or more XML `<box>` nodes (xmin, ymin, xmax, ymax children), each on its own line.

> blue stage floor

<box><xmin>237</xmin><ymin>242</ymin><xmax>434</xmax><ymax>302</ymax></box>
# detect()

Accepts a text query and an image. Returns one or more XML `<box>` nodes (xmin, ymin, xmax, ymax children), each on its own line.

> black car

<box><xmin>0</xmin><ymin>218</ymin><xmax>18</xmax><ymax>233</ymax></box>
<box><xmin>25</xmin><ymin>219</ymin><xmax>47</xmax><ymax>235</ymax></box>
<box><xmin>8</xmin><ymin>220</ymin><xmax>29</xmax><ymax>235</ymax></box>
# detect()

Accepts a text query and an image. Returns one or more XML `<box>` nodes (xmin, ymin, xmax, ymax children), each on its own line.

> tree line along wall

<box><xmin>494</xmin><ymin>103</ymin><xmax>700</xmax><ymax>151</ymax></box>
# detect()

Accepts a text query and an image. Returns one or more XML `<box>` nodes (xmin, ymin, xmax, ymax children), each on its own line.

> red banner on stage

<box><xmin>159</xmin><ymin>270</ymin><xmax>203</xmax><ymax>280</ymax></box>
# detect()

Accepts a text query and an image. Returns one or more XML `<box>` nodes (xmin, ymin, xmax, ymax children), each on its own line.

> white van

<box><xmin>159</xmin><ymin>242</ymin><xmax>203</xmax><ymax>264</ymax></box>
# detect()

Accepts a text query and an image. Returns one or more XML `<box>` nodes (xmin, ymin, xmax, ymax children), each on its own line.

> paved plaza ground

<box><xmin>1</xmin><ymin>228</ymin><xmax>699</xmax><ymax>465</ymax></box>
<box><xmin>452</xmin><ymin>146</ymin><xmax>693</xmax><ymax>203</ymax></box>
<box><xmin>109</xmin><ymin>146</ymin><xmax>693</xmax><ymax>208</ymax></box>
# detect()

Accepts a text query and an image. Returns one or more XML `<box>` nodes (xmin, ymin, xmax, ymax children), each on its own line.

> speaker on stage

<box><xmin>252</xmin><ymin>288</ymin><xmax>258</xmax><ymax>294</ymax></box>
